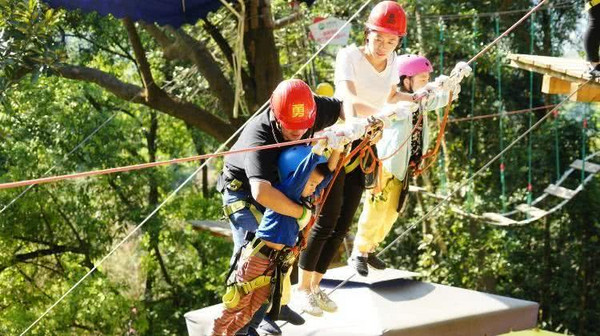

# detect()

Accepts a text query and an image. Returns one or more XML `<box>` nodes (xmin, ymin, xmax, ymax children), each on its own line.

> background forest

<box><xmin>0</xmin><ymin>0</ymin><xmax>598</xmax><ymax>335</ymax></box>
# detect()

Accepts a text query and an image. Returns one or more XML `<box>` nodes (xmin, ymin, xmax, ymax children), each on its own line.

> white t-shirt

<box><xmin>334</xmin><ymin>44</ymin><xmax>400</xmax><ymax>110</ymax></box>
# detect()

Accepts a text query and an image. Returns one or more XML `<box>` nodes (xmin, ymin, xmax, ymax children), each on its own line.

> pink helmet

<box><xmin>398</xmin><ymin>54</ymin><xmax>433</xmax><ymax>77</ymax></box>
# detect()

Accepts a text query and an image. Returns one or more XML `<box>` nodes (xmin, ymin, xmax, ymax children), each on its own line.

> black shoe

<box><xmin>367</xmin><ymin>253</ymin><xmax>387</xmax><ymax>270</ymax></box>
<box><xmin>236</xmin><ymin>326</ymin><xmax>259</xmax><ymax>336</ymax></box>
<box><xmin>277</xmin><ymin>305</ymin><xmax>305</xmax><ymax>325</ymax></box>
<box><xmin>348</xmin><ymin>255</ymin><xmax>369</xmax><ymax>276</ymax></box>
<box><xmin>589</xmin><ymin>64</ymin><xmax>600</xmax><ymax>78</ymax></box>
<box><xmin>258</xmin><ymin>317</ymin><xmax>282</xmax><ymax>335</ymax></box>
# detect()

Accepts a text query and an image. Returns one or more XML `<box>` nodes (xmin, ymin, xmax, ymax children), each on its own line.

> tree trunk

<box><xmin>244</xmin><ymin>0</ymin><xmax>283</xmax><ymax>111</ymax></box>
<box><xmin>143</xmin><ymin>111</ymin><xmax>161</xmax><ymax>329</ymax></box>
<box><xmin>201</xmin><ymin>159</ymin><xmax>209</xmax><ymax>198</ymax></box>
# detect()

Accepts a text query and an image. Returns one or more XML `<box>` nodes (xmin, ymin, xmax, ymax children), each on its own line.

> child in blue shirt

<box><xmin>213</xmin><ymin>145</ymin><xmax>340</xmax><ymax>336</ymax></box>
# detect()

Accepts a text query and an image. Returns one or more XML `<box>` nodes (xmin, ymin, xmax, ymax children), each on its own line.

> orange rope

<box><xmin>295</xmin><ymin>136</ymin><xmax>373</xmax><ymax>252</ymax></box>
<box><xmin>414</xmin><ymin>92</ymin><xmax>453</xmax><ymax>177</ymax></box>
<box><xmin>0</xmin><ymin>136</ymin><xmax>326</xmax><ymax>190</ymax></box>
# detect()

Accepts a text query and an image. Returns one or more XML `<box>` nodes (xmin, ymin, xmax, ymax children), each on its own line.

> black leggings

<box><xmin>585</xmin><ymin>5</ymin><xmax>600</xmax><ymax>63</ymax></box>
<box><xmin>299</xmin><ymin>167</ymin><xmax>364</xmax><ymax>274</ymax></box>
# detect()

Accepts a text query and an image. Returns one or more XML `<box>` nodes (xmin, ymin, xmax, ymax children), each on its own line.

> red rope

<box><xmin>294</xmin><ymin>136</ymin><xmax>373</xmax><ymax>252</ymax></box>
<box><xmin>0</xmin><ymin>136</ymin><xmax>326</xmax><ymax>190</ymax></box>
<box><xmin>448</xmin><ymin>104</ymin><xmax>557</xmax><ymax>123</ymax></box>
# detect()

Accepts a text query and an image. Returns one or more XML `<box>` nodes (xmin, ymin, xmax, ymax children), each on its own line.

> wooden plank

<box><xmin>542</xmin><ymin>75</ymin><xmax>571</xmax><ymax>94</ymax></box>
<box><xmin>544</xmin><ymin>184</ymin><xmax>577</xmax><ymax>200</ymax></box>
<box><xmin>508</xmin><ymin>54</ymin><xmax>600</xmax><ymax>89</ymax></box>
<box><xmin>483</xmin><ymin>212</ymin><xmax>517</xmax><ymax>226</ymax></box>
<box><xmin>189</xmin><ymin>220</ymin><xmax>232</xmax><ymax>239</ymax></box>
<box><xmin>516</xmin><ymin>204</ymin><xmax>547</xmax><ymax>218</ymax></box>
<box><xmin>570</xmin><ymin>159</ymin><xmax>600</xmax><ymax>174</ymax></box>
<box><xmin>569</xmin><ymin>82</ymin><xmax>600</xmax><ymax>102</ymax></box>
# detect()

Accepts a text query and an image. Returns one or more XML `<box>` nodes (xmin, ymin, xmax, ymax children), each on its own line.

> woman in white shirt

<box><xmin>295</xmin><ymin>0</ymin><xmax>414</xmax><ymax>316</ymax></box>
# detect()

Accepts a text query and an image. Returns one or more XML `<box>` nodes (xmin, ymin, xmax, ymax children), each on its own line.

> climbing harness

<box><xmin>222</xmin><ymin>236</ymin><xmax>294</xmax><ymax>311</ymax></box>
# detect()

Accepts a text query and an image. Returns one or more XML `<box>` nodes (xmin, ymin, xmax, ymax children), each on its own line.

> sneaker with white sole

<box><xmin>314</xmin><ymin>288</ymin><xmax>337</xmax><ymax>312</ymax></box>
<box><xmin>293</xmin><ymin>289</ymin><xmax>323</xmax><ymax>316</ymax></box>
<box><xmin>348</xmin><ymin>255</ymin><xmax>369</xmax><ymax>276</ymax></box>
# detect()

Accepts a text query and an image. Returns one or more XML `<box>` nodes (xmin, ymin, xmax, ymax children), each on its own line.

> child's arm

<box><xmin>327</xmin><ymin>149</ymin><xmax>342</xmax><ymax>172</ymax></box>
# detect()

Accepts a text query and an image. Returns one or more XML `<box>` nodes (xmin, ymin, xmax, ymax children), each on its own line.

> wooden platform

<box><xmin>185</xmin><ymin>268</ymin><xmax>538</xmax><ymax>336</ymax></box>
<box><xmin>508</xmin><ymin>54</ymin><xmax>600</xmax><ymax>102</ymax></box>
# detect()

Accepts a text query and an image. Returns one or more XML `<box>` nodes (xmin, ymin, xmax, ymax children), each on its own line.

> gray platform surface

<box><xmin>185</xmin><ymin>268</ymin><xmax>538</xmax><ymax>336</ymax></box>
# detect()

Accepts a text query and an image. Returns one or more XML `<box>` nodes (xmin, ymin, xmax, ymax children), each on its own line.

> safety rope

<box><xmin>0</xmin><ymin>136</ymin><xmax>328</xmax><ymax>190</ymax></box>
<box><xmin>314</xmin><ymin>80</ymin><xmax>594</xmax><ymax>299</ymax></box>
<box><xmin>495</xmin><ymin>15</ymin><xmax>507</xmax><ymax>213</ymax></box>
<box><xmin>5</xmin><ymin>0</ymin><xmax>550</xmax><ymax>195</ymax></box>
<box><xmin>316</xmin><ymin>0</ymin><xmax>552</xmax><ymax>300</ymax></box>
<box><xmin>356</xmin><ymin>0</ymin><xmax>548</xmax><ymax>183</ymax></box>
<box><xmin>2</xmin><ymin>90</ymin><xmax>556</xmax><ymax>191</ymax></box>
<box><xmin>379</xmin><ymin>80</ymin><xmax>592</xmax><ymax>254</ymax></box>
<box><xmin>527</xmin><ymin>13</ymin><xmax>535</xmax><ymax>206</ymax></box>
<box><xmin>413</xmin><ymin>94</ymin><xmax>453</xmax><ymax>177</ymax></box>
<box><xmin>296</xmin><ymin>134</ymin><xmax>377</xmax><ymax>253</ymax></box>
<box><xmin>17</xmin><ymin>1</ymin><xmax>378</xmax><ymax>333</ymax></box>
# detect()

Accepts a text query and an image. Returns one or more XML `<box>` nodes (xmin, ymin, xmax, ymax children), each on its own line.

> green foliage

<box><xmin>0</xmin><ymin>1</ymin><xmax>598</xmax><ymax>336</ymax></box>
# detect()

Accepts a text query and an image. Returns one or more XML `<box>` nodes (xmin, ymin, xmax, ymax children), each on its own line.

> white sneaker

<box><xmin>293</xmin><ymin>289</ymin><xmax>323</xmax><ymax>316</ymax></box>
<box><xmin>314</xmin><ymin>288</ymin><xmax>337</xmax><ymax>312</ymax></box>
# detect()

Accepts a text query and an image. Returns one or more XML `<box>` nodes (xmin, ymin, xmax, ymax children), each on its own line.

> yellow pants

<box><xmin>354</xmin><ymin>168</ymin><xmax>404</xmax><ymax>254</ymax></box>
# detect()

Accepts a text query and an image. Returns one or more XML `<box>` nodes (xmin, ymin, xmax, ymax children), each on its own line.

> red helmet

<box><xmin>270</xmin><ymin>79</ymin><xmax>316</xmax><ymax>130</ymax></box>
<box><xmin>365</xmin><ymin>1</ymin><xmax>407</xmax><ymax>37</ymax></box>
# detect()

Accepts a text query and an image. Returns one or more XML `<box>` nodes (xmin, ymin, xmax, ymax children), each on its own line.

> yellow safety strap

<box><xmin>223</xmin><ymin>200</ymin><xmax>247</xmax><ymax>217</ymax></box>
<box><xmin>223</xmin><ymin>200</ymin><xmax>263</xmax><ymax>222</ymax></box>
<box><xmin>239</xmin><ymin>275</ymin><xmax>272</xmax><ymax>294</ymax></box>
<box><xmin>344</xmin><ymin>156</ymin><xmax>361</xmax><ymax>173</ymax></box>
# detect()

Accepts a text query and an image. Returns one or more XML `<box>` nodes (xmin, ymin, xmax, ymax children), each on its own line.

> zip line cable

<box><xmin>17</xmin><ymin>0</ymin><xmax>377</xmax><ymax>334</ymax></box>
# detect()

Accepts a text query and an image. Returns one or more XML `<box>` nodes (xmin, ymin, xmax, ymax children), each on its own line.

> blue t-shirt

<box><xmin>256</xmin><ymin>147</ymin><xmax>332</xmax><ymax>247</ymax></box>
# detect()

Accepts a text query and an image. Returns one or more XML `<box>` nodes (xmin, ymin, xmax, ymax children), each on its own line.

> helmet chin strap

<box><xmin>403</xmin><ymin>77</ymin><xmax>414</xmax><ymax>94</ymax></box>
